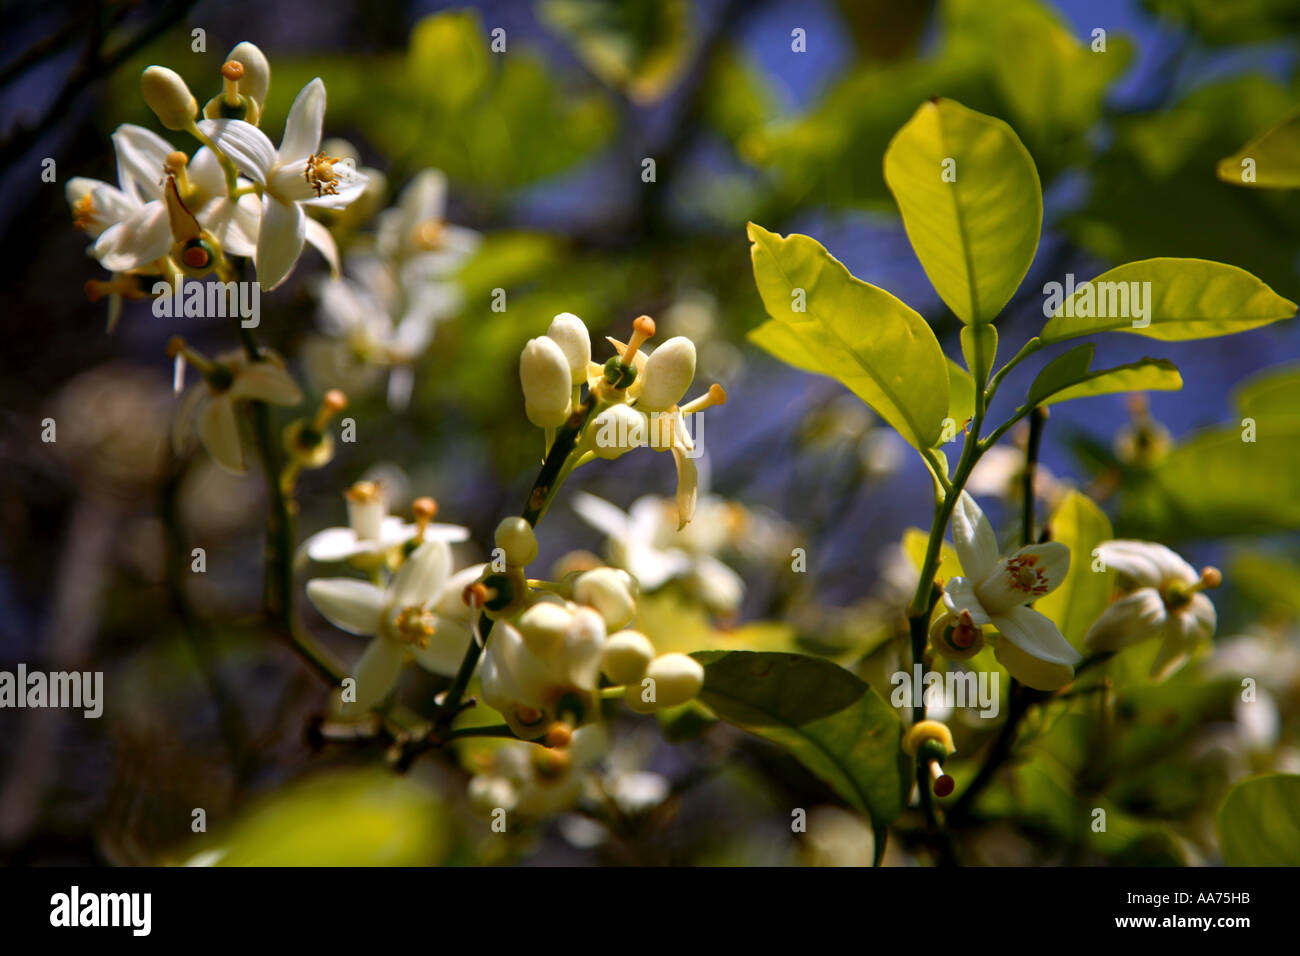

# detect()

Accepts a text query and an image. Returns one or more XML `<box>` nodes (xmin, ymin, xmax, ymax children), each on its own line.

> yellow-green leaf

<box><xmin>747</xmin><ymin>222</ymin><xmax>949</xmax><ymax>450</ymax></box>
<box><xmin>1040</xmin><ymin>258</ymin><xmax>1297</xmax><ymax>342</ymax></box>
<box><xmin>1217</xmin><ymin>105</ymin><xmax>1300</xmax><ymax>189</ymax></box>
<box><xmin>408</xmin><ymin>11</ymin><xmax>491</xmax><ymax>110</ymax></box>
<box><xmin>883</xmin><ymin>97</ymin><xmax>1042</xmax><ymax>323</ymax></box>
<box><xmin>1035</xmin><ymin>491</ymin><xmax>1114</xmax><ymax>648</ymax></box>
<box><xmin>1026</xmin><ymin>343</ymin><xmax>1182</xmax><ymax>407</ymax></box>
<box><xmin>1218</xmin><ymin>774</ymin><xmax>1300</xmax><ymax>865</ymax></box>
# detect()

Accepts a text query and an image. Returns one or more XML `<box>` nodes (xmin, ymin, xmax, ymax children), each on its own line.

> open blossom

<box><xmin>200</xmin><ymin>78</ymin><xmax>365</xmax><ymax>289</ymax></box>
<box><xmin>939</xmin><ymin>492</ymin><xmax>1081</xmax><ymax>690</ymax></box>
<box><xmin>468</xmin><ymin>725</ymin><xmax>608</xmax><ymax>820</ymax></box>
<box><xmin>172</xmin><ymin>346</ymin><xmax>302</xmax><ymax>473</ymax></box>
<box><xmin>307</xmin><ymin>540</ymin><xmax>479</xmax><ymax>713</ymax></box>
<box><xmin>300</xmin><ymin>480</ymin><xmax>469</xmax><ymax>568</ymax></box>
<box><xmin>376</xmin><ymin>168</ymin><xmax>481</xmax><ymax>280</ymax></box>
<box><xmin>1084</xmin><ymin>541</ymin><xmax>1220</xmax><ymax>680</ymax></box>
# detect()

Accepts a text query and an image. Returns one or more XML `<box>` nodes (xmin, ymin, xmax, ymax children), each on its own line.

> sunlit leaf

<box><xmin>884</xmin><ymin>97</ymin><xmax>1042</xmax><ymax>324</ymax></box>
<box><xmin>1217</xmin><ymin>105</ymin><xmax>1300</xmax><ymax>189</ymax></box>
<box><xmin>1234</xmin><ymin>362</ymin><xmax>1300</xmax><ymax>424</ymax></box>
<box><xmin>1218</xmin><ymin>774</ymin><xmax>1300</xmax><ymax>865</ymax></box>
<box><xmin>747</xmin><ymin>223</ymin><xmax>949</xmax><ymax>450</ymax></box>
<box><xmin>409</xmin><ymin>11</ymin><xmax>491</xmax><ymax>110</ymax></box>
<box><xmin>1040</xmin><ymin>258</ymin><xmax>1296</xmax><ymax>342</ymax></box>
<box><xmin>692</xmin><ymin>651</ymin><xmax>904</xmax><ymax>826</ymax></box>
<box><xmin>1035</xmin><ymin>491</ymin><xmax>1114</xmax><ymax>647</ymax></box>
<box><xmin>1026</xmin><ymin>344</ymin><xmax>1182</xmax><ymax>407</ymax></box>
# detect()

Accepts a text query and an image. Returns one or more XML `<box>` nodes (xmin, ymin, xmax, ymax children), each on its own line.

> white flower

<box><xmin>306</xmin><ymin>540</ymin><xmax>477</xmax><ymax>712</ymax></box>
<box><xmin>1084</xmin><ymin>541</ymin><xmax>1219</xmax><ymax>680</ymax></box>
<box><xmin>468</xmin><ymin>724</ymin><xmax>608</xmax><ymax>820</ymax></box>
<box><xmin>480</xmin><ymin>605</ymin><xmax>606</xmax><ymax>740</ymax></box>
<box><xmin>941</xmin><ymin>492</ymin><xmax>1080</xmax><ymax>690</ymax></box>
<box><xmin>300</xmin><ymin>480</ymin><xmax>469</xmax><ymax>567</ymax></box>
<box><xmin>376</xmin><ymin>169</ymin><xmax>481</xmax><ymax>278</ymax></box>
<box><xmin>74</xmin><ymin>126</ymin><xmax>258</xmax><ymax>273</ymax></box>
<box><xmin>172</xmin><ymin>350</ymin><xmax>302</xmax><ymax>473</ymax></box>
<box><xmin>199</xmin><ymin>78</ymin><xmax>366</xmax><ymax>289</ymax></box>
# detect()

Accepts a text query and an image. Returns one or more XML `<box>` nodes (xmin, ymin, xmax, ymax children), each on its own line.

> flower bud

<box><xmin>601</xmin><ymin>630</ymin><xmax>656</xmax><ymax>685</ymax></box>
<box><xmin>644</xmin><ymin>653</ymin><xmax>705</xmax><ymax>708</ymax></box>
<box><xmin>516</xmin><ymin>601</ymin><xmax>572</xmax><ymax>658</ymax></box>
<box><xmin>929</xmin><ymin>609</ymin><xmax>984</xmax><ymax>661</ymax></box>
<box><xmin>639</xmin><ymin>336</ymin><xmax>696</xmax><ymax>411</ymax></box>
<box><xmin>590</xmin><ymin>403</ymin><xmax>646</xmax><ymax>460</ymax></box>
<box><xmin>547</xmin><ymin>313</ymin><xmax>591</xmax><ymax>385</ymax></box>
<box><xmin>520</xmin><ymin>336</ymin><xmax>573</xmax><ymax>428</ymax></box>
<box><xmin>495</xmin><ymin>516</ymin><xmax>538</xmax><ymax>567</ymax></box>
<box><xmin>573</xmin><ymin>567</ymin><xmax>636</xmax><ymax>630</ymax></box>
<box><xmin>227</xmin><ymin>41</ymin><xmax>270</xmax><ymax>112</ymax></box>
<box><xmin>141</xmin><ymin>66</ymin><xmax>198</xmax><ymax>130</ymax></box>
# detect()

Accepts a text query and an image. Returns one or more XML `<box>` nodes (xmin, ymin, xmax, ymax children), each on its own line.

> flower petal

<box><xmin>197</xmin><ymin>394</ymin><xmax>244</xmax><ymax>472</ymax></box>
<box><xmin>196</xmin><ymin>119</ymin><xmax>277</xmax><ymax>185</ymax></box>
<box><xmin>201</xmin><ymin>195</ymin><xmax>260</xmax><ymax>258</ymax></box>
<box><xmin>230</xmin><ymin>361</ymin><xmax>303</xmax><ymax>405</ymax></box>
<box><xmin>303</xmin><ymin>527</ymin><xmax>363</xmax><ymax>562</ymax></box>
<box><xmin>571</xmin><ymin>491</ymin><xmax>631</xmax><ymax>540</ymax></box>
<box><xmin>975</xmin><ymin>541</ymin><xmax>1070</xmax><ymax>616</ymax></box>
<box><xmin>187</xmin><ymin>147</ymin><xmax>227</xmax><ymax>203</ymax></box>
<box><xmin>112</xmin><ymin>124</ymin><xmax>173</xmax><ymax>201</ymax></box>
<box><xmin>303</xmin><ymin>216</ymin><xmax>340</xmax><ymax>278</ymax></box>
<box><xmin>992</xmin><ymin>606</ymin><xmax>1081</xmax><ymax>690</ymax></box>
<box><xmin>94</xmin><ymin>200</ymin><xmax>171</xmax><ymax>271</ymax></box>
<box><xmin>941</xmin><ymin>576</ymin><xmax>992</xmax><ymax>626</ymax></box>
<box><xmin>306</xmin><ymin>577</ymin><xmax>385</xmax><ymax>635</ymax></box>
<box><xmin>347</xmin><ymin>637</ymin><xmax>405</xmax><ymax>713</ymax></box>
<box><xmin>279</xmin><ymin>78</ymin><xmax>326</xmax><ymax>163</ymax></box>
<box><xmin>1096</xmin><ymin>540</ymin><xmax>1197</xmax><ymax>588</ymax></box>
<box><xmin>1151</xmin><ymin>593</ymin><xmax>1217</xmax><ymax>681</ymax></box>
<box><xmin>1083</xmin><ymin>588</ymin><xmax>1167</xmax><ymax>652</ymax></box>
<box><xmin>671</xmin><ymin>445</ymin><xmax>698</xmax><ymax>531</ymax></box>
<box><xmin>410</xmin><ymin>618</ymin><xmax>473</xmax><ymax>676</ymax></box>
<box><xmin>435</xmin><ymin>563</ymin><xmax>488</xmax><ymax>621</ymax></box>
<box><xmin>255</xmin><ymin>197</ymin><xmax>306</xmax><ymax>290</ymax></box>
<box><xmin>951</xmin><ymin>492</ymin><xmax>999</xmax><ymax>584</ymax></box>
<box><xmin>388</xmin><ymin>539</ymin><xmax>451</xmax><ymax>608</ymax></box>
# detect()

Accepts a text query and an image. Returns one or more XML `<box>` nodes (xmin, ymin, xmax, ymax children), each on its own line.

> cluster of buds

<box><xmin>903</xmin><ymin>719</ymin><xmax>956</xmax><ymax>798</ymax></box>
<box><xmin>471</xmin><ymin>517</ymin><xmax>705</xmax><ymax>742</ymax></box>
<box><xmin>467</xmin><ymin>725</ymin><xmax>607</xmax><ymax>820</ymax></box>
<box><xmin>518</xmin><ymin>313</ymin><xmax>728</xmax><ymax>530</ymax></box>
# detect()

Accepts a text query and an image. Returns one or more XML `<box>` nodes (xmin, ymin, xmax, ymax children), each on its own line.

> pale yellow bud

<box><xmin>141</xmin><ymin>66</ymin><xmax>198</xmax><ymax>130</ymax></box>
<box><xmin>546</xmin><ymin>313</ymin><xmax>591</xmax><ymax>385</ymax></box>
<box><xmin>573</xmin><ymin>567</ymin><xmax>636</xmax><ymax>630</ymax></box>
<box><xmin>520</xmin><ymin>336</ymin><xmax>573</xmax><ymax>428</ymax></box>
<box><xmin>601</xmin><ymin>630</ymin><xmax>656</xmax><ymax>686</ymax></box>
<box><xmin>590</xmin><ymin>403</ymin><xmax>646</xmax><ymax>460</ymax></box>
<box><xmin>516</xmin><ymin>602</ymin><xmax>572</xmax><ymax>658</ymax></box>
<box><xmin>644</xmin><ymin>653</ymin><xmax>704</xmax><ymax>708</ymax></box>
<box><xmin>494</xmin><ymin>516</ymin><xmax>538</xmax><ymax>567</ymax></box>
<box><xmin>639</xmin><ymin>336</ymin><xmax>696</xmax><ymax>411</ymax></box>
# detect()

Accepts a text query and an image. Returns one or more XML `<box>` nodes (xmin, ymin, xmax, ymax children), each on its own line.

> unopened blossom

<box><xmin>520</xmin><ymin>335</ymin><xmax>573</xmax><ymax>427</ymax></box>
<box><xmin>300</xmin><ymin>482</ymin><xmax>469</xmax><ymax>567</ymax></box>
<box><xmin>199</xmin><ymin>78</ymin><xmax>365</xmax><ymax>288</ymax></box>
<box><xmin>480</xmin><ymin>603</ymin><xmax>607</xmax><ymax>740</ymax></box>
<box><xmin>940</xmin><ymin>492</ymin><xmax>1081</xmax><ymax>690</ymax></box>
<box><xmin>171</xmin><ymin>342</ymin><xmax>302</xmax><ymax>474</ymax></box>
<box><xmin>1084</xmin><ymin>540</ymin><xmax>1220</xmax><ymax>680</ymax></box>
<box><xmin>307</xmin><ymin>540</ymin><xmax>476</xmax><ymax>712</ymax></box>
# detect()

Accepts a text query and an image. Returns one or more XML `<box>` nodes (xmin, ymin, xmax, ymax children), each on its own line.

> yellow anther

<box><xmin>680</xmin><ymin>383</ymin><xmax>728</xmax><ymax>416</ymax></box>
<box><xmin>621</xmin><ymin>315</ymin><xmax>656</xmax><ymax>367</ymax></box>
<box><xmin>304</xmin><ymin>152</ymin><xmax>341</xmax><ymax>198</ymax></box>
<box><xmin>391</xmin><ymin>604</ymin><xmax>436</xmax><ymax>648</ymax></box>
<box><xmin>412</xmin><ymin>219</ymin><xmax>445</xmax><ymax>250</ymax></box>
<box><xmin>345</xmin><ymin>480</ymin><xmax>382</xmax><ymax>504</ymax></box>
<box><xmin>72</xmin><ymin>193</ymin><xmax>97</xmax><ymax>231</ymax></box>
<box><xmin>312</xmin><ymin>389</ymin><xmax>348</xmax><ymax>430</ymax></box>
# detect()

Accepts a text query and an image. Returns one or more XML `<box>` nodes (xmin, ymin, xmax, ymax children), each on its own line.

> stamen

<box><xmin>412</xmin><ymin>220</ymin><xmax>444</xmax><ymax>250</ymax></box>
<box><xmin>1006</xmin><ymin>553</ymin><xmax>1049</xmax><ymax>596</ymax></box>
<box><xmin>412</xmin><ymin>497</ymin><xmax>437</xmax><ymax>541</ymax></box>
<box><xmin>312</xmin><ymin>388</ymin><xmax>347</xmax><ymax>431</ymax></box>
<box><xmin>391</xmin><ymin>604</ymin><xmax>436</xmax><ymax>648</ymax></box>
<box><xmin>72</xmin><ymin>193</ymin><xmax>97</xmax><ymax>231</ymax></box>
<box><xmin>680</xmin><ymin>383</ymin><xmax>728</xmax><ymax>416</ymax></box>
<box><xmin>345</xmin><ymin>480</ymin><xmax>383</xmax><ymax>504</ymax></box>
<box><xmin>929</xmin><ymin>760</ymin><xmax>954</xmax><ymax>797</ymax></box>
<box><xmin>84</xmin><ymin>275</ymin><xmax>146</xmax><ymax>301</ymax></box>
<box><xmin>1199</xmin><ymin>566</ymin><xmax>1222</xmax><ymax>590</ymax></box>
<box><xmin>165</xmin><ymin>336</ymin><xmax>215</xmax><ymax>375</ymax></box>
<box><xmin>304</xmin><ymin>151</ymin><xmax>342</xmax><ymax>198</ymax></box>
<box><xmin>220</xmin><ymin>60</ymin><xmax>244</xmax><ymax>105</ymax></box>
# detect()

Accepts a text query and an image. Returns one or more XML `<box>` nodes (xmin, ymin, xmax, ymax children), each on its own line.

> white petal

<box><xmin>571</xmin><ymin>491</ymin><xmax>631</xmax><ymax>541</ymax></box>
<box><xmin>197</xmin><ymin>394</ymin><xmax>244</xmax><ymax>473</ymax></box>
<box><xmin>112</xmin><ymin>124</ymin><xmax>173</xmax><ymax>200</ymax></box>
<box><xmin>993</xmin><ymin>633</ymin><xmax>1076</xmax><ymax>691</ymax></box>
<box><xmin>434</xmin><ymin>563</ymin><xmax>488</xmax><ymax>621</ymax></box>
<box><xmin>187</xmin><ymin>147</ymin><xmax>227</xmax><ymax>203</ymax></box>
<box><xmin>347</xmin><ymin>637</ymin><xmax>405</xmax><ymax>712</ymax></box>
<box><xmin>941</xmin><ymin>576</ymin><xmax>992</xmax><ymax>626</ymax></box>
<box><xmin>388</xmin><ymin>539</ymin><xmax>451</xmax><ymax>607</ymax></box>
<box><xmin>303</xmin><ymin>527</ymin><xmax>364</xmax><ymax>562</ymax></box>
<box><xmin>200</xmin><ymin>195</ymin><xmax>260</xmax><ymax>258</ymax></box>
<box><xmin>255</xmin><ymin>197</ymin><xmax>306</xmax><ymax>290</ymax></box>
<box><xmin>196</xmin><ymin>119</ymin><xmax>277</xmax><ymax>185</ymax></box>
<box><xmin>401</xmin><ymin>169</ymin><xmax>447</xmax><ymax>232</ymax></box>
<box><xmin>306</xmin><ymin>578</ymin><xmax>385</xmax><ymax>635</ymax></box>
<box><xmin>975</xmin><ymin>541</ymin><xmax>1071</xmax><ymax>616</ymax></box>
<box><xmin>992</xmin><ymin>606</ymin><xmax>1080</xmax><ymax>690</ymax></box>
<box><xmin>304</xmin><ymin>217</ymin><xmax>340</xmax><ymax>278</ymax></box>
<box><xmin>672</xmin><ymin>445</ymin><xmax>698</xmax><ymax>531</ymax></box>
<box><xmin>95</xmin><ymin>200</ymin><xmax>170</xmax><ymax>271</ymax></box>
<box><xmin>1151</xmin><ymin>593</ymin><xmax>1217</xmax><ymax>681</ymax></box>
<box><xmin>409</xmin><ymin>618</ymin><xmax>473</xmax><ymax>676</ymax></box>
<box><xmin>951</xmin><ymin>491</ymin><xmax>999</xmax><ymax>584</ymax></box>
<box><xmin>1083</xmin><ymin>588</ymin><xmax>1166</xmax><ymax>652</ymax></box>
<box><xmin>230</xmin><ymin>362</ymin><xmax>303</xmax><ymax>405</ymax></box>
<box><xmin>279</xmin><ymin>78</ymin><xmax>326</xmax><ymax>163</ymax></box>
<box><xmin>1096</xmin><ymin>540</ymin><xmax>1197</xmax><ymax>587</ymax></box>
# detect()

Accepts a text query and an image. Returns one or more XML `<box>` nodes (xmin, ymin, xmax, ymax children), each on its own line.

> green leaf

<box><xmin>883</xmin><ymin>97</ymin><xmax>1042</xmax><ymax>323</ymax></box>
<box><xmin>691</xmin><ymin>651</ymin><xmax>904</xmax><ymax>826</ymax></box>
<box><xmin>190</xmin><ymin>769</ymin><xmax>453</xmax><ymax>866</ymax></box>
<box><xmin>1035</xmin><ymin>491</ymin><xmax>1115</xmax><ymax>647</ymax></box>
<box><xmin>1217</xmin><ymin>105</ymin><xmax>1300</xmax><ymax>188</ymax></box>
<box><xmin>1026</xmin><ymin>344</ymin><xmax>1182</xmax><ymax>407</ymax></box>
<box><xmin>747</xmin><ymin>223</ymin><xmax>949</xmax><ymax>450</ymax></box>
<box><xmin>1040</xmin><ymin>258</ymin><xmax>1297</xmax><ymax>342</ymax></box>
<box><xmin>409</xmin><ymin>11</ymin><xmax>491</xmax><ymax>110</ymax></box>
<box><xmin>960</xmin><ymin>322</ymin><xmax>998</xmax><ymax>383</ymax></box>
<box><xmin>945</xmin><ymin>359</ymin><xmax>975</xmax><ymax>437</ymax></box>
<box><xmin>1218</xmin><ymin>774</ymin><xmax>1300</xmax><ymax>865</ymax></box>
<box><xmin>1235</xmin><ymin>362</ymin><xmax>1300</xmax><ymax>424</ymax></box>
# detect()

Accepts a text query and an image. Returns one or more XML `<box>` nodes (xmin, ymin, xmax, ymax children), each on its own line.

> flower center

<box><xmin>304</xmin><ymin>152</ymin><xmax>341</xmax><ymax>198</ymax></box>
<box><xmin>1006</xmin><ymin>554</ymin><xmax>1049</xmax><ymax>596</ymax></box>
<box><xmin>72</xmin><ymin>193</ymin><xmax>97</xmax><ymax>231</ymax></box>
<box><xmin>391</xmin><ymin>604</ymin><xmax>435</xmax><ymax>648</ymax></box>
<box><xmin>412</xmin><ymin>219</ymin><xmax>445</xmax><ymax>250</ymax></box>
